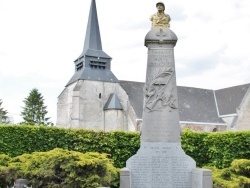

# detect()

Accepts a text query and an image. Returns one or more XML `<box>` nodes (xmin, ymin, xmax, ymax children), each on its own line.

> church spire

<box><xmin>79</xmin><ymin>0</ymin><xmax>110</xmax><ymax>58</ymax></box>
<box><xmin>83</xmin><ymin>0</ymin><xmax>102</xmax><ymax>52</ymax></box>
<box><xmin>66</xmin><ymin>0</ymin><xmax>118</xmax><ymax>86</ymax></box>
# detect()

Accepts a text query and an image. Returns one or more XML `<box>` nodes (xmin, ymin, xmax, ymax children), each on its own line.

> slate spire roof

<box><xmin>81</xmin><ymin>0</ymin><xmax>109</xmax><ymax>58</ymax></box>
<box><xmin>104</xmin><ymin>93</ymin><xmax>123</xmax><ymax>110</ymax></box>
<box><xmin>66</xmin><ymin>0</ymin><xmax>118</xmax><ymax>86</ymax></box>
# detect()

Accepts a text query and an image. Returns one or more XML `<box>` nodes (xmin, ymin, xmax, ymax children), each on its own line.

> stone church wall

<box><xmin>181</xmin><ymin>123</ymin><xmax>227</xmax><ymax>132</ymax></box>
<box><xmin>104</xmin><ymin>110</ymin><xmax>126</xmax><ymax>131</ymax></box>
<box><xmin>57</xmin><ymin>82</ymin><xmax>76</xmax><ymax>128</ymax></box>
<box><xmin>221</xmin><ymin>116</ymin><xmax>236</xmax><ymax>129</ymax></box>
<box><xmin>57</xmin><ymin>80</ymin><xmax>139</xmax><ymax>131</ymax></box>
<box><xmin>235</xmin><ymin>88</ymin><xmax>250</xmax><ymax>130</ymax></box>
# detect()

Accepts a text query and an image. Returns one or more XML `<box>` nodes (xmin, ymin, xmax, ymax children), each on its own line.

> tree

<box><xmin>21</xmin><ymin>88</ymin><xmax>51</xmax><ymax>125</ymax></box>
<box><xmin>0</xmin><ymin>99</ymin><xmax>10</xmax><ymax>124</ymax></box>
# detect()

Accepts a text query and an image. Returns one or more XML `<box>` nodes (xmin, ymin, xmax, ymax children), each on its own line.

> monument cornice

<box><xmin>144</xmin><ymin>28</ymin><xmax>178</xmax><ymax>47</ymax></box>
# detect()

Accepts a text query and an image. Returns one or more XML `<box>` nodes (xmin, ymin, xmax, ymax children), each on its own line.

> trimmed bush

<box><xmin>204</xmin><ymin>131</ymin><xmax>250</xmax><ymax>168</ymax></box>
<box><xmin>0</xmin><ymin>154</ymin><xmax>10</xmax><ymax>166</ymax></box>
<box><xmin>0</xmin><ymin>148</ymin><xmax>118</xmax><ymax>188</ymax></box>
<box><xmin>0</xmin><ymin>125</ymin><xmax>140</xmax><ymax>169</ymax></box>
<box><xmin>207</xmin><ymin>159</ymin><xmax>250</xmax><ymax>188</ymax></box>
<box><xmin>181</xmin><ymin>129</ymin><xmax>209</xmax><ymax>166</ymax></box>
<box><xmin>181</xmin><ymin>129</ymin><xmax>250</xmax><ymax>168</ymax></box>
<box><xmin>231</xmin><ymin>159</ymin><xmax>250</xmax><ymax>178</ymax></box>
<box><xmin>0</xmin><ymin>125</ymin><xmax>250</xmax><ymax>169</ymax></box>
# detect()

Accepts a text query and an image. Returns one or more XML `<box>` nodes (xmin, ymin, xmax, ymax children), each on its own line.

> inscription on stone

<box><xmin>192</xmin><ymin>170</ymin><xmax>202</xmax><ymax>188</ymax></box>
<box><xmin>127</xmin><ymin>143</ymin><xmax>195</xmax><ymax>188</ymax></box>
<box><xmin>142</xmin><ymin>110</ymin><xmax>180</xmax><ymax>142</ymax></box>
<box><xmin>148</xmin><ymin>50</ymin><xmax>174</xmax><ymax>67</ymax></box>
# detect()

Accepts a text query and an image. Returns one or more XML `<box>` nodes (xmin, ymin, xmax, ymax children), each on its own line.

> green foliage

<box><xmin>0</xmin><ymin>125</ymin><xmax>72</xmax><ymax>157</ymax></box>
<box><xmin>0</xmin><ymin>99</ymin><xmax>11</xmax><ymax>124</ymax></box>
<box><xmin>0</xmin><ymin>126</ymin><xmax>250</xmax><ymax>187</ymax></box>
<box><xmin>21</xmin><ymin>88</ymin><xmax>51</xmax><ymax>125</ymax></box>
<box><xmin>0</xmin><ymin>125</ymin><xmax>250</xmax><ymax>170</ymax></box>
<box><xmin>207</xmin><ymin>159</ymin><xmax>250</xmax><ymax>188</ymax></box>
<box><xmin>204</xmin><ymin>131</ymin><xmax>250</xmax><ymax>168</ymax></box>
<box><xmin>181</xmin><ymin>129</ymin><xmax>209</xmax><ymax>167</ymax></box>
<box><xmin>0</xmin><ymin>148</ymin><xmax>118</xmax><ymax>188</ymax></box>
<box><xmin>0</xmin><ymin>125</ymin><xmax>140</xmax><ymax>169</ymax></box>
<box><xmin>0</xmin><ymin>154</ymin><xmax>11</xmax><ymax>166</ymax></box>
<box><xmin>231</xmin><ymin>159</ymin><xmax>250</xmax><ymax>178</ymax></box>
<box><xmin>181</xmin><ymin>129</ymin><xmax>250</xmax><ymax>168</ymax></box>
<box><xmin>68</xmin><ymin>130</ymin><xmax>140</xmax><ymax>168</ymax></box>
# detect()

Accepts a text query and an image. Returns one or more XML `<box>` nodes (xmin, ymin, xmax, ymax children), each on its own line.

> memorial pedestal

<box><xmin>120</xmin><ymin>28</ymin><xmax>212</xmax><ymax>188</ymax></box>
<box><xmin>127</xmin><ymin>142</ymin><xmax>196</xmax><ymax>188</ymax></box>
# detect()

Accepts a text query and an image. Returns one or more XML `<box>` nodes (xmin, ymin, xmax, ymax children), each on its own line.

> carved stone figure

<box><xmin>144</xmin><ymin>68</ymin><xmax>177</xmax><ymax>112</ymax></box>
<box><xmin>150</xmin><ymin>2</ymin><xmax>171</xmax><ymax>28</ymax></box>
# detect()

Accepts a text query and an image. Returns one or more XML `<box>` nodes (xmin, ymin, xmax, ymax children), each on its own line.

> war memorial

<box><xmin>120</xmin><ymin>2</ymin><xmax>212</xmax><ymax>188</ymax></box>
<box><xmin>57</xmin><ymin>0</ymin><xmax>250</xmax><ymax>133</ymax></box>
<box><xmin>56</xmin><ymin>0</ymin><xmax>214</xmax><ymax>187</ymax></box>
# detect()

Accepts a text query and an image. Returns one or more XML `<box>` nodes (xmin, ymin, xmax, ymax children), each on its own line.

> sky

<box><xmin>0</xmin><ymin>0</ymin><xmax>250</xmax><ymax>124</ymax></box>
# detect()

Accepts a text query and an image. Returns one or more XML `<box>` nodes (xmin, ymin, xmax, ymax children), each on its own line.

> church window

<box><xmin>90</xmin><ymin>60</ymin><xmax>106</xmax><ymax>70</ymax></box>
<box><xmin>76</xmin><ymin>62</ymin><xmax>83</xmax><ymax>71</ymax></box>
<box><xmin>99</xmin><ymin>93</ymin><xmax>102</xmax><ymax>99</ymax></box>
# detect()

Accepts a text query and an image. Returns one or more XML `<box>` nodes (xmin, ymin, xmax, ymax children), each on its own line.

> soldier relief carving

<box><xmin>144</xmin><ymin>68</ymin><xmax>177</xmax><ymax>112</ymax></box>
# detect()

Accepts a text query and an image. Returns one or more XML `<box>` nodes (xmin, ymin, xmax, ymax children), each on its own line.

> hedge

<box><xmin>181</xmin><ymin>129</ymin><xmax>250</xmax><ymax>168</ymax></box>
<box><xmin>0</xmin><ymin>148</ymin><xmax>118</xmax><ymax>188</ymax></box>
<box><xmin>207</xmin><ymin>159</ymin><xmax>250</xmax><ymax>188</ymax></box>
<box><xmin>0</xmin><ymin>125</ymin><xmax>140</xmax><ymax>169</ymax></box>
<box><xmin>0</xmin><ymin>125</ymin><xmax>250</xmax><ymax>169</ymax></box>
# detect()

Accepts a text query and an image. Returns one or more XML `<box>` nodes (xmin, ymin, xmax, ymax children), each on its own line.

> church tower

<box><xmin>67</xmin><ymin>0</ymin><xmax>118</xmax><ymax>85</ymax></box>
<box><xmin>57</xmin><ymin>0</ymin><xmax>130</xmax><ymax>131</ymax></box>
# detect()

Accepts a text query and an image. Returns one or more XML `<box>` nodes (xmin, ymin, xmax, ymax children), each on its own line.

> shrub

<box><xmin>0</xmin><ymin>148</ymin><xmax>118</xmax><ymax>188</ymax></box>
<box><xmin>0</xmin><ymin>125</ymin><xmax>140</xmax><ymax>169</ymax></box>
<box><xmin>181</xmin><ymin>129</ymin><xmax>209</xmax><ymax>167</ymax></box>
<box><xmin>181</xmin><ymin>129</ymin><xmax>250</xmax><ymax>168</ymax></box>
<box><xmin>0</xmin><ymin>154</ymin><xmax>10</xmax><ymax>166</ymax></box>
<box><xmin>0</xmin><ymin>125</ymin><xmax>250</xmax><ymax>169</ymax></box>
<box><xmin>231</xmin><ymin>159</ymin><xmax>250</xmax><ymax>178</ymax></box>
<box><xmin>207</xmin><ymin>159</ymin><xmax>250</xmax><ymax>188</ymax></box>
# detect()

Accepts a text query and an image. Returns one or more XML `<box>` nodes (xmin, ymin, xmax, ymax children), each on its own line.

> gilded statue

<box><xmin>150</xmin><ymin>2</ymin><xmax>171</xmax><ymax>29</ymax></box>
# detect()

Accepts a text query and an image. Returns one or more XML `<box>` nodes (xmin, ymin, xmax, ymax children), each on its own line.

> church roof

<box><xmin>214</xmin><ymin>83</ymin><xmax>250</xmax><ymax>116</ymax></box>
<box><xmin>104</xmin><ymin>93</ymin><xmax>123</xmax><ymax>110</ymax></box>
<box><xmin>177</xmin><ymin>86</ymin><xmax>223</xmax><ymax>124</ymax></box>
<box><xmin>119</xmin><ymin>81</ymin><xmax>144</xmax><ymax>118</ymax></box>
<box><xmin>79</xmin><ymin>0</ymin><xmax>110</xmax><ymax>59</ymax></box>
<box><xmin>119</xmin><ymin>80</ymin><xmax>250</xmax><ymax>124</ymax></box>
<box><xmin>67</xmin><ymin>68</ymin><xmax>118</xmax><ymax>85</ymax></box>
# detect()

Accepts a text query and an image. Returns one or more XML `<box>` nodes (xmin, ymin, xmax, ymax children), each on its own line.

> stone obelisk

<box><xmin>120</xmin><ymin>2</ymin><xmax>212</xmax><ymax>188</ymax></box>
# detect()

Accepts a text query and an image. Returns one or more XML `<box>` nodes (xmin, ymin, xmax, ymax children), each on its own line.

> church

<box><xmin>56</xmin><ymin>0</ymin><xmax>250</xmax><ymax>132</ymax></box>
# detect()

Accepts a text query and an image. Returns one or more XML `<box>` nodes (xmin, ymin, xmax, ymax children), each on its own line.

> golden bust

<box><xmin>150</xmin><ymin>2</ymin><xmax>171</xmax><ymax>29</ymax></box>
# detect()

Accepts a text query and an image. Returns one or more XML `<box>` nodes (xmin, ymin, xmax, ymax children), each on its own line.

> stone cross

<box><xmin>156</xmin><ymin>29</ymin><xmax>167</xmax><ymax>42</ymax></box>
